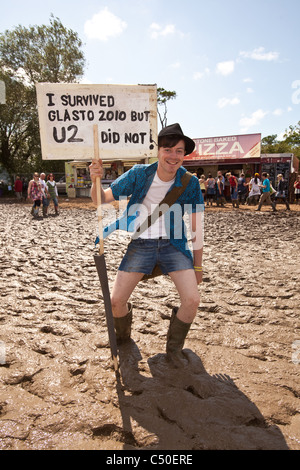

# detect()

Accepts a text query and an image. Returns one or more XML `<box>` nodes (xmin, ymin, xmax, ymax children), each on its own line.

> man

<box><xmin>39</xmin><ymin>172</ymin><xmax>49</xmax><ymax>217</ymax></box>
<box><xmin>226</xmin><ymin>172</ymin><xmax>239</xmax><ymax>208</ymax></box>
<box><xmin>14</xmin><ymin>176</ymin><xmax>23</xmax><ymax>201</ymax></box>
<box><xmin>237</xmin><ymin>172</ymin><xmax>247</xmax><ymax>205</ymax></box>
<box><xmin>216</xmin><ymin>170</ymin><xmax>225</xmax><ymax>187</ymax></box>
<box><xmin>256</xmin><ymin>172</ymin><xmax>277</xmax><ymax>212</ymax></box>
<box><xmin>274</xmin><ymin>174</ymin><xmax>290</xmax><ymax>210</ymax></box>
<box><xmin>216</xmin><ymin>174</ymin><xmax>226</xmax><ymax>207</ymax></box>
<box><xmin>90</xmin><ymin>123</ymin><xmax>204</xmax><ymax>367</ymax></box>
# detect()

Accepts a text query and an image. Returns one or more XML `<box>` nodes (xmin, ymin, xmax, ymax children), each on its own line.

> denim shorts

<box><xmin>119</xmin><ymin>238</ymin><xmax>194</xmax><ymax>275</ymax></box>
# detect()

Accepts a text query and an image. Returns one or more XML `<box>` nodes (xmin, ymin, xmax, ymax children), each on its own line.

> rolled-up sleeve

<box><xmin>110</xmin><ymin>167</ymin><xmax>136</xmax><ymax>200</ymax></box>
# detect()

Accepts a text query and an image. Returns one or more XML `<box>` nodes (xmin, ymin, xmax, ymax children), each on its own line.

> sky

<box><xmin>1</xmin><ymin>0</ymin><xmax>300</xmax><ymax>140</ymax></box>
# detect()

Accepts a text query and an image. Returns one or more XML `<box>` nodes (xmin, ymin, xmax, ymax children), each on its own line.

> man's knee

<box><xmin>183</xmin><ymin>292</ymin><xmax>200</xmax><ymax>311</ymax></box>
<box><xmin>110</xmin><ymin>293</ymin><xmax>124</xmax><ymax>311</ymax></box>
<box><xmin>192</xmin><ymin>292</ymin><xmax>201</xmax><ymax>309</ymax></box>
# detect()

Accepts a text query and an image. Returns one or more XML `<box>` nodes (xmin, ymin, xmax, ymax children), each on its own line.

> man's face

<box><xmin>157</xmin><ymin>139</ymin><xmax>185</xmax><ymax>181</ymax></box>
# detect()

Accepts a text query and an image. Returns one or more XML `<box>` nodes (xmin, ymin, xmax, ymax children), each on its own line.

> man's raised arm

<box><xmin>89</xmin><ymin>160</ymin><xmax>116</xmax><ymax>205</ymax></box>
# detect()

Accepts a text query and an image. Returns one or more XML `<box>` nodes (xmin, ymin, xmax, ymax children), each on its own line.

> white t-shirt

<box><xmin>134</xmin><ymin>172</ymin><xmax>175</xmax><ymax>239</ymax></box>
<box><xmin>39</xmin><ymin>178</ymin><xmax>47</xmax><ymax>196</ymax></box>
<box><xmin>249</xmin><ymin>178</ymin><xmax>261</xmax><ymax>196</ymax></box>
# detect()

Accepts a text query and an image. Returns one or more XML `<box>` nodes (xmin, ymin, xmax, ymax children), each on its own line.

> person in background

<box><xmin>14</xmin><ymin>176</ymin><xmax>23</xmax><ymax>201</ymax></box>
<box><xmin>216</xmin><ymin>170</ymin><xmax>225</xmax><ymax>188</ymax></box>
<box><xmin>246</xmin><ymin>173</ymin><xmax>261</xmax><ymax>205</ymax></box>
<box><xmin>268</xmin><ymin>174</ymin><xmax>277</xmax><ymax>201</ymax></box>
<box><xmin>199</xmin><ymin>174</ymin><xmax>206</xmax><ymax>202</ymax></box>
<box><xmin>237</xmin><ymin>172</ymin><xmax>247</xmax><ymax>205</ymax></box>
<box><xmin>22</xmin><ymin>178</ymin><xmax>28</xmax><ymax>201</ymax></box>
<box><xmin>293</xmin><ymin>175</ymin><xmax>300</xmax><ymax>204</ymax></box>
<box><xmin>205</xmin><ymin>173</ymin><xmax>216</xmax><ymax>206</ymax></box>
<box><xmin>274</xmin><ymin>174</ymin><xmax>290</xmax><ymax>210</ymax></box>
<box><xmin>256</xmin><ymin>172</ymin><xmax>277</xmax><ymax>212</ymax></box>
<box><xmin>226</xmin><ymin>172</ymin><xmax>239</xmax><ymax>208</ymax></box>
<box><xmin>46</xmin><ymin>173</ymin><xmax>59</xmax><ymax>215</ymax></box>
<box><xmin>28</xmin><ymin>172</ymin><xmax>43</xmax><ymax>218</ymax></box>
<box><xmin>39</xmin><ymin>172</ymin><xmax>49</xmax><ymax>218</ymax></box>
<box><xmin>216</xmin><ymin>174</ymin><xmax>226</xmax><ymax>207</ymax></box>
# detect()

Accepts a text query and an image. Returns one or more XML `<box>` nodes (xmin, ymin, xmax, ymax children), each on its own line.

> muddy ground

<box><xmin>0</xmin><ymin>197</ymin><xmax>299</xmax><ymax>450</ymax></box>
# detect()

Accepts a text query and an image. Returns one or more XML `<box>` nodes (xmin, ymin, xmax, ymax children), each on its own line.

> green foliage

<box><xmin>283</xmin><ymin>121</ymin><xmax>300</xmax><ymax>154</ymax></box>
<box><xmin>0</xmin><ymin>15</ymin><xmax>85</xmax><ymax>176</ymax></box>
<box><xmin>157</xmin><ymin>87</ymin><xmax>177</xmax><ymax>128</ymax></box>
<box><xmin>0</xmin><ymin>72</ymin><xmax>37</xmax><ymax>172</ymax></box>
<box><xmin>0</xmin><ymin>14</ymin><xmax>85</xmax><ymax>85</ymax></box>
<box><xmin>261</xmin><ymin>121</ymin><xmax>300</xmax><ymax>160</ymax></box>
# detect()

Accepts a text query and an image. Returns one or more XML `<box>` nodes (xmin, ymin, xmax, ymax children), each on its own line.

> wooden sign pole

<box><xmin>93</xmin><ymin>124</ymin><xmax>118</xmax><ymax>372</ymax></box>
<box><xmin>93</xmin><ymin>125</ymin><xmax>104</xmax><ymax>255</ymax></box>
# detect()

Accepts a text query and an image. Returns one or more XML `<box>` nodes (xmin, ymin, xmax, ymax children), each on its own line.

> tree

<box><xmin>261</xmin><ymin>134</ymin><xmax>278</xmax><ymax>151</ymax></box>
<box><xmin>0</xmin><ymin>71</ymin><xmax>41</xmax><ymax>173</ymax></box>
<box><xmin>261</xmin><ymin>134</ymin><xmax>291</xmax><ymax>154</ymax></box>
<box><xmin>157</xmin><ymin>87</ymin><xmax>177</xmax><ymax>128</ymax></box>
<box><xmin>283</xmin><ymin>121</ymin><xmax>300</xmax><ymax>158</ymax></box>
<box><xmin>0</xmin><ymin>14</ymin><xmax>85</xmax><ymax>85</ymax></box>
<box><xmin>261</xmin><ymin>122</ymin><xmax>300</xmax><ymax>160</ymax></box>
<box><xmin>0</xmin><ymin>15</ymin><xmax>85</xmax><ymax>174</ymax></box>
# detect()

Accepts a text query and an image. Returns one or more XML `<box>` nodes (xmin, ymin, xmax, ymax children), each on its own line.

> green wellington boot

<box><xmin>166</xmin><ymin>308</ymin><xmax>191</xmax><ymax>368</ymax></box>
<box><xmin>113</xmin><ymin>303</ymin><xmax>133</xmax><ymax>345</ymax></box>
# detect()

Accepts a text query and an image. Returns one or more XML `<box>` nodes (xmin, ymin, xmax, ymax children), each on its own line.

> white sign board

<box><xmin>36</xmin><ymin>83</ymin><xmax>157</xmax><ymax>161</ymax></box>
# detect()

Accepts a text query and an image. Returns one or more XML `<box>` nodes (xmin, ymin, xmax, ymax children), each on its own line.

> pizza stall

<box><xmin>184</xmin><ymin>133</ymin><xmax>262</xmax><ymax>177</ymax></box>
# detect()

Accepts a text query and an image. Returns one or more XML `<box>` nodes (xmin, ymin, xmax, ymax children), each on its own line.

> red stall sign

<box><xmin>185</xmin><ymin>133</ymin><xmax>261</xmax><ymax>162</ymax></box>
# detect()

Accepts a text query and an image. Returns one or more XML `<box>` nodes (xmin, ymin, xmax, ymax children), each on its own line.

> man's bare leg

<box><xmin>169</xmin><ymin>269</ymin><xmax>200</xmax><ymax>323</ymax></box>
<box><xmin>166</xmin><ymin>269</ymin><xmax>200</xmax><ymax>366</ymax></box>
<box><xmin>111</xmin><ymin>270</ymin><xmax>144</xmax><ymax>317</ymax></box>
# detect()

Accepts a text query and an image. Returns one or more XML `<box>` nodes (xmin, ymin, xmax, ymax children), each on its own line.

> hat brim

<box><xmin>183</xmin><ymin>136</ymin><xmax>195</xmax><ymax>156</ymax></box>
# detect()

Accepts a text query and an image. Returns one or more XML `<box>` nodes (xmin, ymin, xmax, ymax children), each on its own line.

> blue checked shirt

<box><xmin>102</xmin><ymin>161</ymin><xmax>204</xmax><ymax>260</ymax></box>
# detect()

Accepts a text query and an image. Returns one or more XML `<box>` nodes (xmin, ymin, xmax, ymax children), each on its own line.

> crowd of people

<box><xmin>11</xmin><ymin>168</ymin><xmax>300</xmax><ymax>219</ymax></box>
<box><xmin>17</xmin><ymin>172</ymin><xmax>60</xmax><ymax>218</ymax></box>
<box><xmin>196</xmin><ymin>171</ymin><xmax>299</xmax><ymax>211</ymax></box>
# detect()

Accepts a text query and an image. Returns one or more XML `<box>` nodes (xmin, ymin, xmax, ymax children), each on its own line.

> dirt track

<box><xmin>0</xmin><ymin>198</ymin><xmax>299</xmax><ymax>450</ymax></box>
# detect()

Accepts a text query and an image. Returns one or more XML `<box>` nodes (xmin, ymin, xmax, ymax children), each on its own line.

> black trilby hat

<box><xmin>158</xmin><ymin>123</ymin><xmax>195</xmax><ymax>155</ymax></box>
